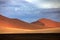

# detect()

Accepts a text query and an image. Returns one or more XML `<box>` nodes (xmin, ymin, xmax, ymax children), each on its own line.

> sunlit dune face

<box><xmin>0</xmin><ymin>27</ymin><xmax>33</xmax><ymax>33</ymax></box>
<box><xmin>0</xmin><ymin>27</ymin><xmax>60</xmax><ymax>33</ymax></box>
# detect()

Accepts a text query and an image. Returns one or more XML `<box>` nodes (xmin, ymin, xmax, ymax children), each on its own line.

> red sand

<box><xmin>0</xmin><ymin>15</ymin><xmax>60</xmax><ymax>33</ymax></box>
<box><xmin>0</xmin><ymin>15</ymin><xmax>42</xmax><ymax>30</ymax></box>
<box><xmin>32</xmin><ymin>18</ymin><xmax>60</xmax><ymax>28</ymax></box>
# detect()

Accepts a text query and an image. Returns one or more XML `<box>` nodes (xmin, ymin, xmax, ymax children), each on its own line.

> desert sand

<box><xmin>0</xmin><ymin>15</ymin><xmax>60</xmax><ymax>33</ymax></box>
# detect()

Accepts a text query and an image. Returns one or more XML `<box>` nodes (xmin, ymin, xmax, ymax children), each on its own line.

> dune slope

<box><xmin>0</xmin><ymin>15</ymin><xmax>42</xmax><ymax>30</ymax></box>
<box><xmin>32</xmin><ymin>18</ymin><xmax>60</xmax><ymax>28</ymax></box>
<box><xmin>0</xmin><ymin>15</ymin><xmax>60</xmax><ymax>33</ymax></box>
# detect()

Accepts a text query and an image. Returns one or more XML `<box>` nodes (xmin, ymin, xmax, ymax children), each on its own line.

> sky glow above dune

<box><xmin>25</xmin><ymin>0</ymin><xmax>60</xmax><ymax>8</ymax></box>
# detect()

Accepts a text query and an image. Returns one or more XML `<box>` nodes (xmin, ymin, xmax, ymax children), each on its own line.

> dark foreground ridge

<box><xmin>0</xmin><ymin>33</ymin><xmax>60</xmax><ymax>40</ymax></box>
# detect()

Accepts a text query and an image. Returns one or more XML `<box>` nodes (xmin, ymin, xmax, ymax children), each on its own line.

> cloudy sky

<box><xmin>0</xmin><ymin>0</ymin><xmax>60</xmax><ymax>23</ymax></box>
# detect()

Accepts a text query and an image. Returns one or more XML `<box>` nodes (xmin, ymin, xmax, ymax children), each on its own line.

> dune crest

<box><xmin>0</xmin><ymin>15</ymin><xmax>60</xmax><ymax>33</ymax></box>
<box><xmin>0</xmin><ymin>15</ymin><xmax>42</xmax><ymax>30</ymax></box>
<box><xmin>32</xmin><ymin>18</ymin><xmax>60</xmax><ymax>28</ymax></box>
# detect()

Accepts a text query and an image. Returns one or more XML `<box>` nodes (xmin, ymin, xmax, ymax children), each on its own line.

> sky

<box><xmin>0</xmin><ymin>0</ymin><xmax>60</xmax><ymax>23</ymax></box>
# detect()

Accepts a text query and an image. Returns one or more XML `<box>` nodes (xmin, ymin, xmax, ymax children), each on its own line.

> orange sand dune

<box><xmin>0</xmin><ymin>26</ymin><xmax>60</xmax><ymax>33</ymax></box>
<box><xmin>0</xmin><ymin>15</ymin><xmax>60</xmax><ymax>33</ymax></box>
<box><xmin>0</xmin><ymin>15</ymin><xmax>42</xmax><ymax>30</ymax></box>
<box><xmin>40</xmin><ymin>18</ymin><xmax>60</xmax><ymax>27</ymax></box>
<box><xmin>32</xmin><ymin>18</ymin><xmax>60</xmax><ymax>28</ymax></box>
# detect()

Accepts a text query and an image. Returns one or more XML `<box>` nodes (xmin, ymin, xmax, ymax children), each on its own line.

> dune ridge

<box><xmin>0</xmin><ymin>15</ymin><xmax>60</xmax><ymax>33</ymax></box>
<box><xmin>32</xmin><ymin>18</ymin><xmax>60</xmax><ymax>28</ymax></box>
<box><xmin>0</xmin><ymin>15</ymin><xmax>42</xmax><ymax>30</ymax></box>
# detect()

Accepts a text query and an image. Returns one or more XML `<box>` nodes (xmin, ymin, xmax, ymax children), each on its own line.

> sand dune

<box><xmin>32</xmin><ymin>18</ymin><xmax>60</xmax><ymax>28</ymax></box>
<box><xmin>0</xmin><ymin>27</ymin><xmax>60</xmax><ymax>34</ymax></box>
<box><xmin>0</xmin><ymin>15</ymin><xmax>42</xmax><ymax>30</ymax></box>
<box><xmin>0</xmin><ymin>15</ymin><xmax>60</xmax><ymax>33</ymax></box>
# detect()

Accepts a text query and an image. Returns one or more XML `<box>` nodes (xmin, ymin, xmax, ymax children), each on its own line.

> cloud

<box><xmin>0</xmin><ymin>0</ymin><xmax>6</xmax><ymax>5</ymax></box>
<box><xmin>0</xmin><ymin>0</ymin><xmax>60</xmax><ymax>23</ymax></box>
<box><xmin>25</xmin><ymin>0</ymin><xmax>60</xmax><ymax>8</ymax></box>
